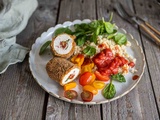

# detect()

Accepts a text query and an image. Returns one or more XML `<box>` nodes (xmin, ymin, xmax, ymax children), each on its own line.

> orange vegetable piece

<box><xmin>92</xmin><ymin>81</ymin><xmax>105</xmax><ymax>89</ymax></box>
<box><xmin>64</xmin><ymin>82</ymin><xmax>77</xmax><ymax>91</ymax></box>
<box><xmin>71</xmin><ymin>54</ymin><xmax>84</xmax><ymax>67</ymax></box>
<box><xmin>81</xmin><ymin>57</ymin><xmax>94</xmax><ymax>74</ymax></box>
<box><xmin>83</xmin><ymin>85</ymin><xmax>98</xmax><ymax>95</ymax></box>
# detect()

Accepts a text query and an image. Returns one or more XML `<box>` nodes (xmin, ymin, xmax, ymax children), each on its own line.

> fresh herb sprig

<box><xmin>102</xmin><ymin>73</ymin><xmax>126</xmax><ymax>99</ymax></box>
<box><xmin>102</xmin><ymin>79</ymin><xmax>116</xmax><ymax>99</ymax></box>
<box><xmin>111</xmin><ymin>73</ymin><xmax>126</xmax><ymax>82</ymax></box>
<box><xmin>39</xmin><ymin>41</ymin><xmax>51</xmax><ymax>55</ymax></box>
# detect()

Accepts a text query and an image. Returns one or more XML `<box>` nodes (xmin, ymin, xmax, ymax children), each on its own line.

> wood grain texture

<box><xmin>0</xmin><ymin>0</ymin><xmax>160</xmax><ymax>120</ymax></box>
<box><xmin>0</xmin><ymin>0</ymin><xmax>59</xmax><ymax>120</ymax></box>
<box><xmin>97</xmin><ymin>0</ymin><xmax>159</xmax><ymax>120</ymax></box>
<box><xmin>46</xmin><ymin>0</ymin><xmax>101</xmax><ymax>120</ymax></box>
<box><xmin>133</xmin><ymin>0</ymin><xmax>160</xmax><ymax>113</ymax></box>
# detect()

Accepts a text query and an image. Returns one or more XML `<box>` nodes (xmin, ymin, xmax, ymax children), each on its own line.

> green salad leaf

<box><xmin>111</xmin><ymin>73</ymin><xmax>126</xmax><ymax>82</ymax></box>
<box><xmin>102</xmin><ymin>80</ymin><xmax>116</xmax><ymax>99</ymax></box>
<box><xmin>39</xmin><ymin>41</ymin><xmax>51</xmax><ymax>55</ymax></box>
<box><xmin>82</xmin><ymin>46</ymin><xmax>96</xmax><ymax>56</ymax></box>
<box><xmin>54</xmin><ymin>27</ymin><xmax>73</xmax><ymax>36</ymax></box>
<box><xmin>114</xmin><ymin>33</ymin><xmax>127</xmax><ymax>45</ymax></box>
<box><xmin>102</xmin><ymin>73</ymin><xmax>126</xmax><ymax>99</ymax></box>
<box><xmin>76</xmin><ymin>36</ymin><xmax>86</xmax><ymax>46</ymax></box>
<box><xmin>104</xmin><ymin>22</ymin><xmax>114</xmax><ymax>34</ymax></box>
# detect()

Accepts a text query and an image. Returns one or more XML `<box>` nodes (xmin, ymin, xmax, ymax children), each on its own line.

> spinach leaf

<box><xmin>54</xmin><ymin>27</ymin><xmax>73</xmax><ymax>36</ymax></box>
<box><xmin>76</xmin><ymin>36</ymin><xmax>86</xmax><ymax>46</ymax></box>
<box><xmin>107</xmin><ymin>33</ymin><xmax>116</xmax><ymax>39</ymax></box>
<box><xmin>39</xmin><ymin>41</ymin><xmax>51</xmax><ymax>55</ymax></box>
<box><xmin>82</xmin><ymin>46</ymin><xmax>96</xmax><ymax>56</ymax></box>
<box><xmin>104</xmin><ymin>22</ymin><xmax>114</xmax><ymax>34</ymax></box>
<box><xmin>90</xmin><ymin>32</ymin><xmax>97</xmax><ymax>43</ymax></box>
<box><xmin>114</xmin><ymin>33</ymin><xmax>127</xmax><ymax>45</ymax></box>
<box><xmin>73</xmin><ymin>31</ymin><xmax>85</xmax><ymax>37</ymax></box>
<box><xmin>111</xmin><ymin>73</ymin><xmax>126</xmax><ymax>82</ymax></box>
<box><xmin>102</xmin><ymin>80</ymin><xmax>116</xmax><ymax>99</ymax></box>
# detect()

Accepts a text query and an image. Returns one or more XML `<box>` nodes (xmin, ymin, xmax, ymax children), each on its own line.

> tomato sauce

<box><xmin>132</xmin><ymin>75</ymin><xmax>139</xmax><ymax>80</ymax></box>
<box><xmin>93</xmin><ymin>48</ymin><xmax>129</xmax><ymax>79</ymax></box>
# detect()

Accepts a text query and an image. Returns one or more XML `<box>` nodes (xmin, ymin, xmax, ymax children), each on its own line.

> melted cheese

<box><xmin>61</xmin><ymin>68</ymin><xmax>80</xmax><ymax>85</ymax></box>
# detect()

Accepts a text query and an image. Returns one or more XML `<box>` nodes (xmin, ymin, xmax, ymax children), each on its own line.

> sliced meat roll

<box><xmin>46</xmin><ymin>57</ymin><xmax>80</xmax><ymax>86</ymax></box>
<box><xmin>50</xmin><ymin>33</ymin><xmax>76</xmax><ymax>58</ymax></box>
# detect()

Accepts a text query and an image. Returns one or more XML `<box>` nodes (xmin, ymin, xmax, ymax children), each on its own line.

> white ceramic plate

<box><xmin>29</xmin><ymin>19</ymin><xmax>145</xmax><ymax>104</ymax></box>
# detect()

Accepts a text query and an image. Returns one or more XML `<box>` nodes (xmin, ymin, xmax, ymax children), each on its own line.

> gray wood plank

<box><xmin>97</xmin><ymin>0</ymin><xmax>159</xmax><ymax>120</ymax></box>
<box><xmin>134</xmin><ymin>0</ymin><xmax>160</xmax><ymax>113</ymax></box>
<box><xmin>0</xmin><ymin>0</ymin><xmax>59</xmax><ymax>120</ymax></box>
<box><xmin>46</xmin><ymin>0</ymin><xmax>101</xmax><ymax>120</ymax></box>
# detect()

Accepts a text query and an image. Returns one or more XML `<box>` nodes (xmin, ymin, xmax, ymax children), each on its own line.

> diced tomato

<box><xmin>104</xmin><ymin>48</ymin><xmax>113</xmax><ymax>57</ymax></box>
<box><xmin>81</xmin><ymin>91</ymin><xmax>93</xmax><ymax>102</ymax></box>
<box><xmin>119</xmin><ymin>56</ymin><xmax>128</xmax><ymax>66</ymax></box>
<box><xmin>111</xmin><ymin>68</ymin><xmax>118</xmax><ymax>74</ymax></box>
<box><xmin>98</xmin><ymin>43</ymin><xmax>107</xmax><ymax>49</ymax></box>
<box><xmin>92</xmin><ymin>48</ymin><xmax>129</xmax><ymax>81</ymax></box>
<box><xmin>64</xmin><ymin>90</ymin><xmax>78</xmax><ymax>100</ymax></box>
<box><xmin>92</xmin><ymin>48</ymin><xmax>114</xmax><ymax>68</ymax></box>
<box><xmin>98</xmin><ymin>67</ymin><xmax>112</xmax><ymax>76</ymax></box>
<box><xmin>128</xmin><ymin>62</ymin><xmax>135</xmax><ymax>68</ymax></box>
<box><xmin>94</xmin><ymin>71</ymin><xmax>110</xmax><ymax>81</ymax></box>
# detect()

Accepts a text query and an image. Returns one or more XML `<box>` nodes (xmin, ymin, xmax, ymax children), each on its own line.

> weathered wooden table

<box><xmin>0</xmin><ymin>0</ymin><xmax>160</xmax><ymax>119</ymax></box>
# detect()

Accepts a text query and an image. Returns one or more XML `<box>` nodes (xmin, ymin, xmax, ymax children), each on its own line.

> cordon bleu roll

<box><xmin>50</xmin><ymin>33</ymin><xmax>76</xmax><ymax>58</ymax></box>
<box><xmin>46</xmin><ymin>57</ymin><xmax>80</xmax><ymax>86</ymax></box>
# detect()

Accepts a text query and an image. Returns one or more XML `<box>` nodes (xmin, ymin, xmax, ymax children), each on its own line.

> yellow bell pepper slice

<box><xmin>64</xmin><ymin>82</ymin><xmax>77</xmax><ymax>91</ymax></box>
<box><xmin>81</xmin><ymin>62</ymin><xmax>94</xmax><ymax>74</ymax></box>
<box><xmin>92</xmin><ymin>81</ymin><xmax>105</xmax><ymax>89</ymax></box>
<box><xmin>81</xmin><ymin>58</ymin><xmax>94</xmax><ymax>74</ymax></box>
<box><xmin>83</xmin><ymin>85</ymin><xmax>98</xmax><ymax>95</ymax></box>
<box><xmin>71</xmin><ymin>54</ymin><xmax>84</xmax><ymax>67</ymax></box>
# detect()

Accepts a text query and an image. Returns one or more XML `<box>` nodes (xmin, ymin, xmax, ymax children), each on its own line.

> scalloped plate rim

<box><xmin>29</xmin><ymin>19</ymin><xmax>145</xmax><ymax>105</ymax></box>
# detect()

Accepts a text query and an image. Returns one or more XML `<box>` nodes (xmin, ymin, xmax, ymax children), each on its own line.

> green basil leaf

<box><xmin>39</xmin><ymin>41</ymin><xmax>51</xmax><ymax>55</ymax></box>
<box><xmin>76</xmin><ymin>36</ymin><xmax>86</xmax><ymax>46</ymax></box>
<box><xmin>90</xmin><ymin>32</ymin><xmax>97</xmax><ymax>43</ymax></box>
<box><xmin>107</xmin><ymin>34</ymin><xmax>115</xmax><ymax>39</ymax></box>
<box><xmin>89</xmin><ymin>20</ymin><xmax>99</xmax><ymax>28</ymax></box>
<box><xmin>100</xmin><ymin>26</ymin><xmax>105</xmax><ymax>34</ymax></box>
<box><xmin>111</xmin><ymin>73</ymin><xmax>126</xmax><ymax>82</ymax></box>
<box><xmin>104</xmin><ymin>22</ymin><xmax>114</xmax><ymax>34</ymax></box>
<box><xmin>102</xmin><ymin>81</ymin><xmax>116</xmax><ymax>99</ymax></box>
<box><xmin>82</xmin><ymin>46</ymin><xmax>96</xmax><ymax>56</ymax></box>
<box><xmin>114</xmin><ymin>33</ymin><xmax>127</xmax><ymax>45</ymax></box>
<box><xmin>96</xmin><ymin>26</ymin><xmax>101</xmax><ymax>35</ymax></box>
<box><xmin>73</xmin><ymin>31</ymin><xmax>85</xmax><ymax>37</ymax></box>
<box><xmin>54</xmin><ymin>27</ymin><xmax>72</xmax><ymax>36</ymax></box>
<box><xmin>74</xmin><ymin>23</ymin><xmax>90</xmax><ymax>31</ymax></box>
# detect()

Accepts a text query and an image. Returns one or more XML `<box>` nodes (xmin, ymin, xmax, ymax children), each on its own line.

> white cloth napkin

<box><xmin>0</xmin><ymin>0</ymin><xmax>38</xmax><ymax>74</ymax></box>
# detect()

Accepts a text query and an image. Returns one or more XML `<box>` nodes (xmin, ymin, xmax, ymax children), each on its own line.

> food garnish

<box><xmin>39</xmin><ymin>41</ymin><xmax>51</xmax><ymax>55</ymax></box>
<box><xmin>64</xmin><ymin>82</ymin><xmax>77</xmax><ymax>91</ymax></box>
<box><xmin>102</xmin><ymin>79</ymin><xmax>116</xmax><ymax>99</ymax></box>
